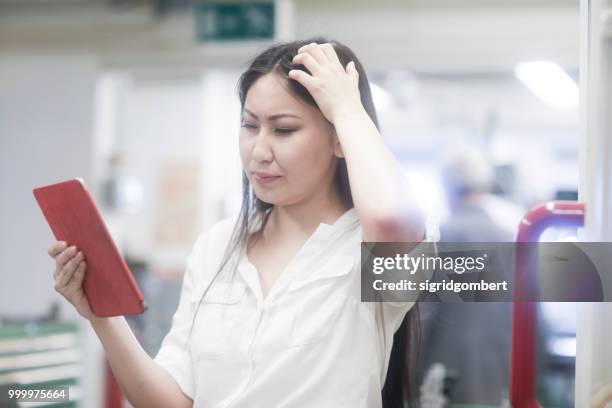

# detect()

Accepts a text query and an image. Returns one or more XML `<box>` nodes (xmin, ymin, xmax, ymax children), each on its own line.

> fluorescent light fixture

<box><xmin>515</xmin><ymin>61</ymin><xmax>578</xmax><ymax>109</ymax></box>
<box><xmin>369</xmin><ymin>82</ymin><xmax>393</xmax><ymax>112</ymax></box>
<box><xmin>548</xmin><ymin>336</ymin><xmax>576</xmax><ymax>358</ymax></box>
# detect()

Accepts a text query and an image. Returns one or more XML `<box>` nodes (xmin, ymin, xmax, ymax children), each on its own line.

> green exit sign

<box><xmin>195</xmin><ymin>1</ymin><xmax>275</xmax><ymax>41</ymax></box>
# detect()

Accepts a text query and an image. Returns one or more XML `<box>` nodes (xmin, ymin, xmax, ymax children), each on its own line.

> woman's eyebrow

<box><xmin>243</xmin><ymin>108</ymin><xmax>301</xmax><ymax>120</ymax></box>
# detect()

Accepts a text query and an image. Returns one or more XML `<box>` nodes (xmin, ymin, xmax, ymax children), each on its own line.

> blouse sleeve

<box><xmin>371</xmin><ymin>220</ymin><xmax>439</xmax><ymax>385</ymax></box>
<box><xmin>377</xmin><ymin>235</ymin><xmax>438</xmax><ymax>331</ymax></box>
<box><xmin>356</xmin><ymin>217</ymin><xmax>439</xmax><ymax>327</ymax></box>
<box><xmin>153</xmin><ymin>228</ymin><xmax>212</xmax><ymax>399</ymax></box>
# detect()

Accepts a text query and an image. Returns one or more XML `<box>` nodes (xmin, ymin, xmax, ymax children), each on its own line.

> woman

<box><xmin>48</xmin><ymin>38</ymin><xmax>433</xmax><ymax>407</ymax></box>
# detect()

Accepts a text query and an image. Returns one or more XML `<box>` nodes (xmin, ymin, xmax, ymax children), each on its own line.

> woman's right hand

<box><xmin>48</xmin><ymin>241</ymin><xmax>94</xmax><ymax>320</ymax></box>
<box><xmin>48</xmin><ymin>243</ymin><xmax>192</xmax><ymax>408</ymax></box>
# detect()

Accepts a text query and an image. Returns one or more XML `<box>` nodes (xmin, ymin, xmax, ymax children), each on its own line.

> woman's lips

<box><xmin>253</xmin><ymin>173</ymin><xmax>281</xmax><ymax>185</ymax></box>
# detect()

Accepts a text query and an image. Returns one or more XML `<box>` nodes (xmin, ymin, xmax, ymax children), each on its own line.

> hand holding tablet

<box><xmin>34</xmin><ymin>178</ymin><xmax>145</xmax><ymax>317</ymax></box>
<box><xmin>47</xmin><ymin>240</ymin><xmax>95</xmax><ymax>319</ymax></box>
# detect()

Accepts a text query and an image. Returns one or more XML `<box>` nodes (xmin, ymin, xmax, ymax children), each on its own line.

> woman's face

<box><xmin>239</xmin><ymin>72</ymin><xmax>343</xmax><ymax>206</ymax></box>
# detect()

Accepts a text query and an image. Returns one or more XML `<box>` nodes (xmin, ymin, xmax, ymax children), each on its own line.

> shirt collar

<box><xmin>237</xmin><ymin>206</ymin><xmax>358</xmax><ymax>303</ymax></box>
<box><xmin>247</xmin><ymin>206</ymin><xmax>358</xmax><ymax>237</ymax></box>
<box><xmin>314</xmin><ymin>206</ymin><xmax>358</xmax><ymax>239</ymax></box>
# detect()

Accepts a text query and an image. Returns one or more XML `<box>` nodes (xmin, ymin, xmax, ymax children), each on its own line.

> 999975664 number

<box><xmin>4</xmin><ymin>387</ymin><xmax>69</xmax><ymax>402</ymax></box>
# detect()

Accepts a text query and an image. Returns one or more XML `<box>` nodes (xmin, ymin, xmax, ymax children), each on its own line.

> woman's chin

<box><xmin>253</xmin><ymin>191</ymin><xmax>280</xmax><ymax>205</ymax></box>
<box><xmin>254</xmin><ymin>192</ymin><xmax>296</xmax><ymax>207</ymax></box>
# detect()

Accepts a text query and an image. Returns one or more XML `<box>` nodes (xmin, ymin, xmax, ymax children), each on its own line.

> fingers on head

<box><xmin>320</xmin><ymin>43</ymin><xmax>339</xmax><ymax>63</ymax></box>
<box><xmin>288</xmin><ymin>69</ymin><xmax>316</xmax><ymax>90</ymax></box>
<box><xmin>297</xmin><ymin>41</ymin><xmax>318</xmax><ymax>54</ymax></box>
<box><xmin>298</xmin><ymin>42</ymin><xmax>327</xmax><ymax>64</ymax></box>
<box><xmin>293</xmin><ymin>52</ymin><xmax>319</xmax><ymax>75</ymax></box>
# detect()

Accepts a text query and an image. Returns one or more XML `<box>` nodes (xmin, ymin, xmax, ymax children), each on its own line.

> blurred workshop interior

<box><xmin>2</xmin><ymin>0</ymin><xmax>610</xmax><ymax>407</ymax></box>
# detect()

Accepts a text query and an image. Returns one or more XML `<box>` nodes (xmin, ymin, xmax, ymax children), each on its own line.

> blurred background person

<box><xmin>418</xmin><ymin>146</ymin><xmax>519</xmax><ymax>405</ymax></box>
<box><xmin>439</xmin><ymin>146</ymin><xmax>522</xmax><ymax>243</ymax></box>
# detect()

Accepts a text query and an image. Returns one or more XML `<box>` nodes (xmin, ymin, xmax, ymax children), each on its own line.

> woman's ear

<box><xmin>329</xmin><ymin>126</ymin><xmax>344</xmax><ymax>158</ymax></box>
<box><xmin>333</xmin><ymin>133</ymin><xmax>345</xmax><ymax>158</ymax></box>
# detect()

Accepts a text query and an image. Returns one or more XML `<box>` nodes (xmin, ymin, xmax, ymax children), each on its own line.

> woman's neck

<box><xmin>262</xmin><ymin>196</ymin><xmax>350</xmax><ymax>244</ymax></box>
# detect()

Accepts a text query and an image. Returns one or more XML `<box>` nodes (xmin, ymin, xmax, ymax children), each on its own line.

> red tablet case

<box><xmin>33</xmin><ymin>178</ymin><xmax>145</xmax><ymax>317</ymax></box>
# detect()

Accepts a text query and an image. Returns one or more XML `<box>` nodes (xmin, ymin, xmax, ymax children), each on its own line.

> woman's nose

<box><xmin>251</xmin><ymin>130</ymin><xmax>274</xmax><ymax>162</ymax></box>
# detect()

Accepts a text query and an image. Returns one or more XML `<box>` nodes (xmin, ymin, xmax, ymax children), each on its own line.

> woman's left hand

<box><xmin>289</xmin><ymin>42</ymin><xmax>364</xmax><ymax>125</ymax></box>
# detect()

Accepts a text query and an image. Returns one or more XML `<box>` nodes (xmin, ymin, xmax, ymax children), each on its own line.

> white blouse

<box><xmin>154</xmin><ymin>207</ymin><xmax>436</xmax><ymax>408</ymax></box>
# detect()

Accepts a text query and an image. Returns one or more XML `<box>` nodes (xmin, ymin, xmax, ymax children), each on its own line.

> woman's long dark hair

<box><xmin>188</xmin><ymin>37</ymin><xmax>420</xmax><ymax>407</ymax></box>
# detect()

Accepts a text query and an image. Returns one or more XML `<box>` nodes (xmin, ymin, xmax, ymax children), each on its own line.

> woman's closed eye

<box><xmin>275</xmin><ymin>128</ymin><xmax>297</xmax><ymax>135</ymax></box>
<box><xmin>240</xmin><ymin>121</ymin><xmax>297</xmax><ymax>137</ymax></box>
<box><xmin>241</xmin><ymin>122</ymin><xmax>258</xmax><ymax>131</ymax></box>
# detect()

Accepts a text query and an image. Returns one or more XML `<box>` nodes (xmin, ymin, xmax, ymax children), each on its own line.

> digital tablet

<box><xmin>33</xmin><ymin>178</ymin><xmax>145</xmax><ymax>317</ymax></box>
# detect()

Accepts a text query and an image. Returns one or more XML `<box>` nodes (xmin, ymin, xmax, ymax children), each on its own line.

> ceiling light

<box><xmin>515</xmin><ymin>61</ymin><xmax>578</xmax><ymax>109</ymax></box>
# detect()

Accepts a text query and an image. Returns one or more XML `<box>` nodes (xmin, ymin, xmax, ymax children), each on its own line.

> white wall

<box><xmin>0</xmin><ymin>54</ymin><xmax>105</xmax><ymax>408</ymax></box>
<box><xmin>0</xmin><ymin>2</ymin><xmax>579</xmax><ymax>73</ymax></box>
<box><xmin>0</xmin><ymin>55</ymin><xmax>97</xmax><ymax>318</ymax></box>
<box><xmin>92</xmin><ymin>68</ymin><xmax>243</xmax><ymax>274</ymax></box>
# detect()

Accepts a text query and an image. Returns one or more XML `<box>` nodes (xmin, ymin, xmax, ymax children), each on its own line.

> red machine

<box><xmin>511</xmin><ymin>201</ymin><xmax>585</xmax><ymax>407</ymax></box>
